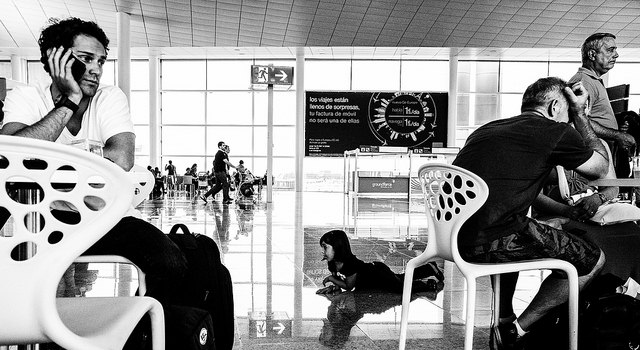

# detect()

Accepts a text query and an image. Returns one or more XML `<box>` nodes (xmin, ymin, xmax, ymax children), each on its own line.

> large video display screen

<box><xmin>305</xmin><ymin>91</ymin><xmax>448</xmax><ymax>156</ymax></box>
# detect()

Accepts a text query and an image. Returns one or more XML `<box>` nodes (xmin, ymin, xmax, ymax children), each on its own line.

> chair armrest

<box><xmin>74</xmin><ymin>255</ymin><xmax>147</xmax><ymax>296</ymax></box>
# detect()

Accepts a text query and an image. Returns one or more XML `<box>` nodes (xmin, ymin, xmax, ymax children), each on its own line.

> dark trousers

<box><xmin>204</xmin><ymin>171</ymin><xmax>231</xmax><ymax>200</ymax></box>
<box><xmin>52</xmin><ymin>211</ymin><xmax>189</xmax><ymax>306</ymax></box>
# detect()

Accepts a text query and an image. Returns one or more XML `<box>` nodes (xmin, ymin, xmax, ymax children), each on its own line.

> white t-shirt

<box><xmin>3</xmin><ymin>82</ymin><xmax>140</xmax><ymax>218</ymax></box>
<box><xmin>3</xmin><ymin>82</ymin><xmax>134</xmax><ymax>146</ymax></box>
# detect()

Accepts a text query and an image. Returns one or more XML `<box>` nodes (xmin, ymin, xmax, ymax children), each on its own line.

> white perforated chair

<box><xmin>131</xmin><ymin>164</ymin><xmax>155</xmax><ymax>208</ymax></box>
<box><xmin>0</xmin><ymin>136</ymin><xmax>164</xmax><ymax>350</ymax></box>
<box><xmin>398</xmin><ymin>164</ymin><xmax>579</xmax><ymax>350</ymax></box>
<box><xmin>73</xmin><ymin>164</ymin><xmax>154</xmax><ymax>296</ymax></box>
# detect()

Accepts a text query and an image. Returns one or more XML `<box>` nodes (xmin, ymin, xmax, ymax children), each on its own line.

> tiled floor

<box><xmin>87</xmin><ymin>190</ymin><xmax>547</xmax><ymax>350</ymax></box>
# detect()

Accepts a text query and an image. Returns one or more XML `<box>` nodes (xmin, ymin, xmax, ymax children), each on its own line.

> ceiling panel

<box><xmin>0</xmin><ymin>0</ymin><xmax>640</xmax><ymax>60</ymax></box>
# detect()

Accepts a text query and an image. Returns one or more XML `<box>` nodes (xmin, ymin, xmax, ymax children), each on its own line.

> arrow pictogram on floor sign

<box><xmin>272</xmin><ymin>322</ymin><xmax>285</xmax><ymax>335</ymax></box>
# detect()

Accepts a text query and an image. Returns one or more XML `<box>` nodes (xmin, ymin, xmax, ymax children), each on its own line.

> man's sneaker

<box><xmin>490</xmin><ymin>321</ymin><xmax>523</xmax><ymax>350</ymax></box>
<box><xmin>199</xmin><ymin>195</ymin><xmax>207</xmax><ymax>202</ymax></box>
<box><xmin>223</xmin><ymin>199</ymin><xmax>234</xmax><ymax>204</ymax></box>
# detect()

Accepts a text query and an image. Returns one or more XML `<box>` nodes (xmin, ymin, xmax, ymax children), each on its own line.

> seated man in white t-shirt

<box><xmin>1</xmin><ymin>17</ymin><xmax>186</xmax><ymax>306</ymax></box>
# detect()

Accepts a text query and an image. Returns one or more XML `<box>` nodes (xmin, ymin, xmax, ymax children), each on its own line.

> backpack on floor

<box><xmin>165</xmin><ymin>305</ymin><xmax>215</xmax><ymax>350</ymax></box>
<box><xmin>523</xmin><ymin>274</ymin><xmax>640</xmax><ymax>350</ymax></box>
<box><xmin>168</xmin><ymin>223</ymin><xmax>235</xmax><ymax>350</ymax></box>
<box><xmin>122</xmin><ymin>305</ymin><xmax>215</xmax><ymax>350</ymax></box>
<box><xmin>581</xmin><ymin>293</ymin><xmax>640</xmax><ymax>350</ymax></box>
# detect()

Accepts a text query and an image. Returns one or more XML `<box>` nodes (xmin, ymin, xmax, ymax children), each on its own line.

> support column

<box><xmin>149</xmin><ymin>55</ymin><xmax>160</xmax><ymax>167</ymax></box>
<box><xmin>295</xmin><ymin>48</ymin><xmax>305</xmax><ymax>192</ymax></box>
<box><xmin>448</xmin><ymin>50</ymin><xmax>459</xmax><ymax>148</ymax></box>
<box><xmin>267</xmin><ymin>84</ymin><xmax>274</xmax><ymax>203</ymax></box>
<box><xmin>10</xmin><ymin>54</ymin><xmax>27</xmax><ymax>83</ymax></box>
<box><xmin>117</xmin><ymin>12</ymin><xmax>131</xmax><ymax>102</ymax></box>
<box><xmin>116</xmin><ymin>11</ymin><xmax>132</xmax><ymax>299</ymax></box>
<box><xmin>293</xmin><ymin>193</ymin><xmax>303</xmax><ymax>335</ymax></box>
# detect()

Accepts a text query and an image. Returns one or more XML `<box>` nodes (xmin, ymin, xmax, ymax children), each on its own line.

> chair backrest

<box><xmin>130</xmin><ymin>165</ymin><xmax>155</xmax><ymax>207</ymax></box>
<box><xmin>418</xmin><ymin>164</ymin><xmax>489</xmax><ymax>262</ymax></box>
<box><xmin>0</xmin><ymin>136</ymin><xmax>133</xmax><ymax>343</ymax></box>
<box><xmin>606</xmin><ymin>84</ymin><xmax>630</xmax><ymax>115</ymax></box>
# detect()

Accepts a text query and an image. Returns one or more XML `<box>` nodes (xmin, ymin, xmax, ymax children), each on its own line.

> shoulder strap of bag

<box><xmin>169</xmin><ymin>223</ymin><xmax>192</xmax><ymax>235</ymax></box>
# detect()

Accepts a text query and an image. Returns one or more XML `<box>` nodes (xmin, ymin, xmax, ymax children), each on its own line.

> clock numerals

<box><xmin>367</xmin><ymin>92</ymin><xmax>437</xmax><ymax>147</ymax></box>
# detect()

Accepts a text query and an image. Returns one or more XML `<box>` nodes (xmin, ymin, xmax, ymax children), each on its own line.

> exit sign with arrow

<box><xmin>248</xmin><ymin>311</ymin><xmax>292</xmax><ymax>338</ymax></box>
<box><xmin>251</xmin><ymin>65</ymin><xmax>294</xmax><ymax>85</ymax></box>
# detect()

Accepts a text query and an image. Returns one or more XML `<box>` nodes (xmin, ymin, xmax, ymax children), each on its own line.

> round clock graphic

<box><xmin>367</xmin><ymin>92</ymin><xmax>437</xmax><ymax>147</ymax></box>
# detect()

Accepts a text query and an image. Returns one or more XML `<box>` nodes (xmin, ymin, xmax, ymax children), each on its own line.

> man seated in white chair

<box><xmin>0</xmin><ymin>17</ymin><xmax>187</xmax><ymax>307</ymax></box>
<box><xmin>452</xmin><ymin>77</ymin><xmax>608</xmax><ymax>349</ymax></box>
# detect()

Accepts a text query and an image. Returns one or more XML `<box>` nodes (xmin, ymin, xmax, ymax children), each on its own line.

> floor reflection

<box><xmin>78</xmin><ymin>191</ymin><xmax>545</xmax><ymax>350</ymax></box>
<box><xmin>319</xmin><ymin>290</ymin><xmax>425</xmax><ymax>348</ymax></box>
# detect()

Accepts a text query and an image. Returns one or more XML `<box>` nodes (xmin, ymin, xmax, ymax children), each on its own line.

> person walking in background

<box><xmin>165</xmin><ymin>159</ymin><xmax>177</xmax><ymax>192</ymax></box>
<box><xmin>200</xmin><ymin>141</ymin><xmax>236</xmax><ymax>204</ymax></box>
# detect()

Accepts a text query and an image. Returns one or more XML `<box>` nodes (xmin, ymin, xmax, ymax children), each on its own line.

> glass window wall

<box><xmin>16</xmin><ymin>56</ymin><xmax>640</xmax><ymax>193</ymax></box>
<box><xmin>400</xmin><ymin>60</ymin><xmax>449</xmax><ymax>92</ymax></box>
<box><xmin>0</xmin><ymin>61</ymin><xmax>12</xmax><ymax>80</ymax></box>
<box><xmin>352</xmin><ymin>60</ymin><xmax>400</xmax><ymax>91</ymax></box>
<box><xmin>305</xmin><ymin>60</ymin><xmax>351</xmax><ymax>91</ymax></box>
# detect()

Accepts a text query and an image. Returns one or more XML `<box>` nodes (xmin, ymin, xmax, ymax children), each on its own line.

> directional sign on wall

<box><xmin>251</xmin><ymin>65</ymin><xmax>294</xmax><ymax>85</ymax></box>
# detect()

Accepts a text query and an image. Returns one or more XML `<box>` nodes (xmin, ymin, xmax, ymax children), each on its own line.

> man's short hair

<box><xmin>218</xmin><ymin>141</ymin><xmax>225</xmax><ymax>147</ymax></box>
<box><xmin>581</xmin><ymin>33</ymin><xmax>616</xmax><ymax>63</ymax></box>
<box><xmin>521</xmin><ymin>77</ymin><xmax>567</xmax><ymax>112</ymax></box>
<box><xmin>38</xmin><ymin>17</ymin><xmax>110</xmax><ymax>73</ymax></box>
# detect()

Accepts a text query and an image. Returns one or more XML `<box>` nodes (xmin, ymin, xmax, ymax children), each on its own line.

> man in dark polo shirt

<box><xmin>201</xmin><ymin>141</ymin><xmax>236</xmax><ymax>204</ymax></box>
<box><xmin>453</xmin><ymin>77</ymin><xmax>609</xmax><ymax>349</ymax></box>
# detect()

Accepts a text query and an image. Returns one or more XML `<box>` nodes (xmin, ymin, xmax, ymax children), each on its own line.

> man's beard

<box><xmin>79</xmin><ymin>81</ymin><xmax>98</xmax><ymax>97</ymax></box>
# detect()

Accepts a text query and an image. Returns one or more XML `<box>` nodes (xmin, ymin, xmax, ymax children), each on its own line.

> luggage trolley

<box><xmin>235</xmin><ymin>170</ymin><xmax>258</xmax><ymax>204</ymax></box>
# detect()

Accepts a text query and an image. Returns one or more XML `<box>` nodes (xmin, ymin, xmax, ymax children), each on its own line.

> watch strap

<box><xmin>55</xmin><ymin>95</ymin><xmax>79</xmax><ymax>114</ymax></box>
<box><xmin>597</xmin><ymin>192</ymin><xmax>609</xmax><ymax>204</ymax></box>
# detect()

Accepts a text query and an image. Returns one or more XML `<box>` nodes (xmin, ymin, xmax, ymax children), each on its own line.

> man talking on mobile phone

<box><xmin>0</xmin><ymin>17</ymin><xmax>187</xmax><ymax>311</ymax></box>
<box><xmin>2</xmin><ymin>17</ymin><xmax>135</xmax><ymax>169</ymax></box>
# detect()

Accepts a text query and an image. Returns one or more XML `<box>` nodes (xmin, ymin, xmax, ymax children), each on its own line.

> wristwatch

<box><xmin>54</xmin><ymin>95</ymin><xmax>79</xmax><ymax>114</ymax></box>
<box><xmin>597</xmin><ymin>192</ymin><xmax>609</xmax><ymax>204</ymax></box>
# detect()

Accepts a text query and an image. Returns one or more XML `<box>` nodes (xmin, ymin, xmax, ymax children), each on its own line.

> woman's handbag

<box><xmin>557</xmin><ymin>165</ymin><xmax>640</xmax><ymax>226</ymax></box>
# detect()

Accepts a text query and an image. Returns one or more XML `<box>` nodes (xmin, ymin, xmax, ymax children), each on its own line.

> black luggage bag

<box><xmin>168</xmin><ymin>223</ymin><xmax>235</xmax><ymax>350</ymax></box>
<box><xmin>165</xmin><ymin>305</ymin><xmax>215</xmax><ymax>350</ymax></box>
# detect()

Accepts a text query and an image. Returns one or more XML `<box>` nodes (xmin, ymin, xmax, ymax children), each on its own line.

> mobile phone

<box><xmin>68</xmin><ymin>53</ymin><xmax>86</xmax><ymax>81</ymax></box>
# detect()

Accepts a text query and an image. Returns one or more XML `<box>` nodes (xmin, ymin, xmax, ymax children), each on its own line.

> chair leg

<box><xmin>492</xmin><ymin>274</ymin><xmax>501</xmax><ymax>327</ymax></box>
<box><xmin>464</xmin><ymin>277</ymin><xmax>477</xmax><ymax>350</ymax></box>
<box><xmin>399</xmin><ymin>259</ymin><xmax>417</xmax><ymax>350</ymax></box>
<box><xmin>149</xmin><ymin>300</ymin><xmax>165</xmax><ymax>350</ymax></box>
<box><xmin>567</xmin><ymin>270</ymin><xmax>579</xmax><ymax>350</ymax></box>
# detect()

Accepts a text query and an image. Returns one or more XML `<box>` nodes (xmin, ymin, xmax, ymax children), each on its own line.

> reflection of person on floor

<box><xmin>213</xmin><ymin>204</ymin><xmax>231</xmax><ymax>253</ymax></box>
<box><xmin>235</xmin><ymin>207</ymin><xmax>254</xmax><ymax>239</ymax></box>
<box><xmin>318</xmin><ymin>290</ymin><xmax>421</xmax><ymax>348</ymax></box>
<box><xmin>316</xmin><ymin>230</ymin><xmax>444</xmax><ymax>294</ymax></box>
